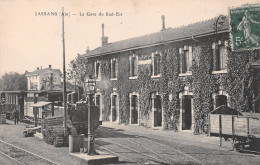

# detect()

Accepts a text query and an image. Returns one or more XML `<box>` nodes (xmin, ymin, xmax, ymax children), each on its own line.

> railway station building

<box><xmin>81</xmin><ymin>15</ymin><xmax>260</xmax><ymax>131</ymax></box>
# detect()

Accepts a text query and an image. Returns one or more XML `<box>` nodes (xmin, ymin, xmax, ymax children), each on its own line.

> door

<box><xmin>215</xmin><ymin>95</ymin><xmax>227</xmax><ymax>108</ymax></box>
<box><xmin>154</xmin><ymin>95</ymin><xmax>162</xmax><ymax>127</ymax></box>
<box><xmin>112</xmin><ymin>95</ymin><xmax>117</xmax><ymax>122</ymax></box>
<box><xmin>182</xmin><ymin>95</ymin><xmax>192</xmax><ymax>130</ymax></box>
<box><xmin>131</xmin><ymin>95</ymin><xmax>138</xmax><ymax>124</ymax></box>
<box><xmin>96</xmin><ymin>95</ymin><xmax>101</xmax><ymax>120</ymax></box>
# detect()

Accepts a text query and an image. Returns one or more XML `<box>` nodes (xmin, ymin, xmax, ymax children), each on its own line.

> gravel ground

<box><xmin>0</xmin><ymin>120</ymin><xmax>81</xmax><ymax>165</ymax></box>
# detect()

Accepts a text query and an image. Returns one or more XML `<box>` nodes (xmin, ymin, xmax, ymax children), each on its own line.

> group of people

<box><xmin>12</xmin><ymin>108</ymin><xmax>20</xmax><ymax>125</ymax></box>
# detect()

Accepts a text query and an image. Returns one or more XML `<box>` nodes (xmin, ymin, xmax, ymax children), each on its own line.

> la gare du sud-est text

<box><xmin>79</xmin><ymin>12</ymin><xmax>123</xmax><ymax>16</ymax></box>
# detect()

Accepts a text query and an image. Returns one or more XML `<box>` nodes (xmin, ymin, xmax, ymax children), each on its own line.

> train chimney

<box><xmin>49</xmin><ymin>65</ymin><xmax>52</xmax><ymax>68</ymax></box>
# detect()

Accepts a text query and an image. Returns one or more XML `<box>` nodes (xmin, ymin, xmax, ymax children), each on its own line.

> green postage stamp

<box><xmin>229</xmin><ymin>4</ymin><xmax>260</xmax><ymax>51</ymax></box>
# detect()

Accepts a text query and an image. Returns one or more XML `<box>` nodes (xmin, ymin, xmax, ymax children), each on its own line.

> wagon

<box><xmin>209</xmin><ymin>105</ymin><xmax>260</xmax><ymax>151</ymax></box>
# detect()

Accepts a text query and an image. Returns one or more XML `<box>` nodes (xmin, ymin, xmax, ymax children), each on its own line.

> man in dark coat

<box><xmin>12</xmin><ymin>108</ymin><xmax>19</xmax><ymax>125</ymax></box>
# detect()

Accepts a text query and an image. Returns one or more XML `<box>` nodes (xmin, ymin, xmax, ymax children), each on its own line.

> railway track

<box><xmin>96</xmin><ymin>128</ymin><xmax>204</xmax><ymax>165</ymax></box>
<box><xmin>0</xmin><ymin>139</ymin><xmax>60</xmax><ymax>165</ymax></box>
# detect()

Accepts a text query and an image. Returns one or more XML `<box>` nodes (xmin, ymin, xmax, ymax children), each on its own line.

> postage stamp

<box><xmin>229</xmin><ymin>4</ymin><xmax>260</xmax><ymax>51</ymax></box>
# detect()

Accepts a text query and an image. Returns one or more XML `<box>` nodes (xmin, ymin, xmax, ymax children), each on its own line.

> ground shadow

<box><xmin>95</xmin><ymin>127</ymin><xmax>139</xmax><ymax>139</ymax></box>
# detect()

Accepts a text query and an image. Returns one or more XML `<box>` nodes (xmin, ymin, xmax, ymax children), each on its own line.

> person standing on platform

<box><xmin>12</xmin><ymin>108</ymin><xmax>19</xmax><ymax>125</ymax></box>
<box><xmin>16</xmin><ymin>108</ymin><xmax>19</xmax><ymax>124</ymax></box>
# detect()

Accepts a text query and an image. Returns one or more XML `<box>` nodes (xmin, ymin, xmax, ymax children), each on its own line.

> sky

<box><xmin>0</xmin><ymin>0</ymin><xmax>259</xmax><ymax>76</ymax></box>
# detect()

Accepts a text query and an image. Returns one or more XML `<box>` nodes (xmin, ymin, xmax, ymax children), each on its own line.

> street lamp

<box><xmin>84</xmin><ymin>75</ymin><xmax>98</xmax><ymax>155</ymax></box>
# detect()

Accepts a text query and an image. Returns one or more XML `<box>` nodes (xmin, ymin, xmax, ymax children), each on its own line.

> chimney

<box><xmin>37</xmin><ymin>67</ymin><xmax>39</xmax><ymax>70</ymax></box>
<box><xmin>49</xmin><ymin>65</ymin><xmax>52</xmax><ymax>68</ymax></box>
<box><xmin>86</xmin><ymin>46</ymin><xmax>90</xmax><ymax>54</ymax></box>
<box><xmin>101</xmin><ymin>23</ymin><xmax>108</xmax><ymax>46</ymax></box>
<box><xmin>161</xmin><ymin>15</ymin><xmax>165</xmax><ymax>31</ymax></box>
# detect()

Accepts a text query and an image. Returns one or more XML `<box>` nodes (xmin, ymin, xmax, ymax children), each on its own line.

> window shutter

<box><xmin>97</xmin><ymin>63</ymin><xmax>100</xmax><ymax>78</ymax></box>
<box><xmin>179</xmin><ymin>48</ymin><xmax>183</xmax><ymax>73</ymax></box>
<box><xmin>110</xmin><ymin>60</ymin><xmax>112</xmax><ymax>79</ymax></box>
<box><xmin>94</xmin><ymin>61</ymin><xmax>97</xmax><ymax>77</ymax></box>
<box><xmin>152</xmin><ymin>54</ymin><xmax>154</xmax><ymax>76</ymax></box>
<box><xmin>157</xmin><ymin>55</ymin><xmax>161</xmax><ymax>75</ymax></box>
<box><xmin>154</xmin><ymin>56</ymin><xmax>158</xmax><ymax>75</ymax></box>
<box><xmin>216</xmin><ymin>46</ymin><xmax>220</xmax><ymax>71</ymax></box>
<box><xmin>134</xmin><ymin>57</ymin><xmax>138</xmax><ymax>76</ymax></box>
<box><xmin>115</xmin><ymin>60</ymin><xmax>118</xmax><ymax>78</ymax></box>
<box><xmin>222</xmin><ymin>47</ymin><xmax>227</xmax><ymax>70</ymax></box>
<box><xmin>129</xmin><ymin>57</ymin><xmax>132</xmax><ymax>77</ymax></box>
<box><xmin>188</xmin><ymin>46</ymin><xmax>193</xmax><ymax>71</ymax></box>
<box><xmin>183</xmin><ymin>51</ymin><xmax>187</xmax><ymax>73</ymax></box>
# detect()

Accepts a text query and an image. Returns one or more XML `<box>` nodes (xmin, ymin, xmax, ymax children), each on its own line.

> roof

<box><xmin>43</xmin><ymin>84</ymin><xmax>74</xmax><ymax>92</ymax></box>
<box><xmin>0</xmin><ymin>91</ymin><xmax>24</xmax><ymax>94</ymax></box>
<box><xmin>210</xmin><ymin>105</ymin><xmax>243</xmax><ymax>115</ymax></box>
<box><xmin>24</xmin><ymin>96</ymin><xmax>47</xmax><ymax>102</ymax></box>
<box><xmin>26</xmin><ymin>68</ymin><xmax>62</xmax><ymax>77</ymax></box>
<box><xmin>83</xmin><ymin>15</ymin><xmax>229</xmax><ymax>58</ymax></box>
<box><xmin>30</xmin><ymin>102</ymin><xmax>52</xmax><ymax>107</ymax></box>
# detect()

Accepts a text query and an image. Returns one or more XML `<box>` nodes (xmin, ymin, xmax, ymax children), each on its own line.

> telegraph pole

<box><xmin>62</xmin><ymin>7</ymin><xmax>67</xmax><ymax>138</ymax></box>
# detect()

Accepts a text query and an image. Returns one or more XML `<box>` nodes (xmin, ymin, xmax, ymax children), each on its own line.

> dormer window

<box><xmin>129</xmin><ymin>54</ymin><xmax>138</xmax><ymax>79</ymax></box>
<box><xmin>212</xmin><ymin>41</ymin><xmax>228</xmax><ymax>74</ymax></box>
<box><xmin>94</xmin><ymin>60</ymin><xmax>101</xmax><ymax>80</ymax></box>
<box><xmin>179</xmin><ymin>46</ymin><xmax>192</xmax><ymax>76</ymax></box>
<box><xmin>151</xmin><ymin>51</ymin><xmax>161</xmax><ymax>78</ymax></box>
<box><xmin>110</xmin><ymin>58</ymin><xmax>118</xmax><ymax>80</ymax></box>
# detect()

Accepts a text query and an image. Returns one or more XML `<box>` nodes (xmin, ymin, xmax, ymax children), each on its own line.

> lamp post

<box><xmin>84</xmin><ymin>75</ymin><xmax>97</xmax><ymax>155</ymax></box>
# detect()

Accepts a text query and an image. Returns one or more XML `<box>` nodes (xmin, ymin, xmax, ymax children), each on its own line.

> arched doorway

<box><xmin>179</xmin><ymin>86</ymin><xmax>194</xmax><ymax>131</ymax></box>
<box><xmin>152</xmin><ymin>93</ymin><xmax>162</xmax><ymax>127</ymax></box>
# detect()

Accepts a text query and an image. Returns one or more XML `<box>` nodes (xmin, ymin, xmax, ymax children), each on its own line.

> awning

<box><xmin>30</xmin><ymin>102</ymin><xmax>52</xmax><ymax>107</ymax></box>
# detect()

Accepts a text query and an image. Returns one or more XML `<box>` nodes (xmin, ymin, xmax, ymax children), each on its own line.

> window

<box><xmin>129</xmin><ymin>55</ymin><xmax>138</xmax><ymax>78</ymax></box>
<box><xmin>212</xmin><ymin>41</ymin><xmax>228</xmax><ymax>73</ymax></box>
<box><xmin>152</xmin><ymin>52</ymin><xmax>161</xmax><ymax>77</ymax></box>
<box><xmin>94</xmin><ymin>60</ymin><xmax>101</xmax><ymax>80</ymax></box>
<box><xmin>110</xmin><ymin>58</ymin><xmax>118</xmax><ymax>80</ymax></box>
<box><xmin>179</xmin><ymin>46</ymin><xmax>192</xmax><ymax>75</ymax></box>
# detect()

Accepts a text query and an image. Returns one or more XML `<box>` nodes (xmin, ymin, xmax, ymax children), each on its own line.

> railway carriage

<box><xmin>209</xmin><ymin>105</ymin><xmax>260</xmax><ymax>151</ymax></box>
<box><xmin>0</xmin><ymin>91</ymin><xmax>25</xmax><ymax>119</ymax></box>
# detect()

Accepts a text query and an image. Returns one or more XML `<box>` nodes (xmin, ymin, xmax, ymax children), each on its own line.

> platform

<box><xmin>70</xmin><ymin>151</ymin><xmax>118</xmax><ymax>164</ymax></box>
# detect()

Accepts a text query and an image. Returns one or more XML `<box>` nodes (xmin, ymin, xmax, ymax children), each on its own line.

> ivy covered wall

<box><xmin>85</xmin><ymin>32</ymin><xmax>260</xmax><ymax>131</ymax></box>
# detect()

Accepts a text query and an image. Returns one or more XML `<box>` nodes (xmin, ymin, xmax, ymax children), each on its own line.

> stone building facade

<box><xmin>82</xmin><ymin>15</ymin><xmax>260</xmax><ymax>131</ymax></box>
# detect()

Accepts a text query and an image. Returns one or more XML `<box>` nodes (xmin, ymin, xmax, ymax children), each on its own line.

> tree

<box><xmin>67</xmin><ymin>54</ymin><xmax>88</xmax><ymax>101</ymax></box>
<box><xmin>0</xmin><ymin>72</ymin><xmax>27</xmax><ymax>91</ymax></box>
<box><xmin>40</xmin><ymin>73</ymin><xmax>56</xmax><ymax>90</ymax></box>
<box><xmin>67</xmin><ymin>54</ymin><xmax>88</xmax><ymax>86</ymax></box>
